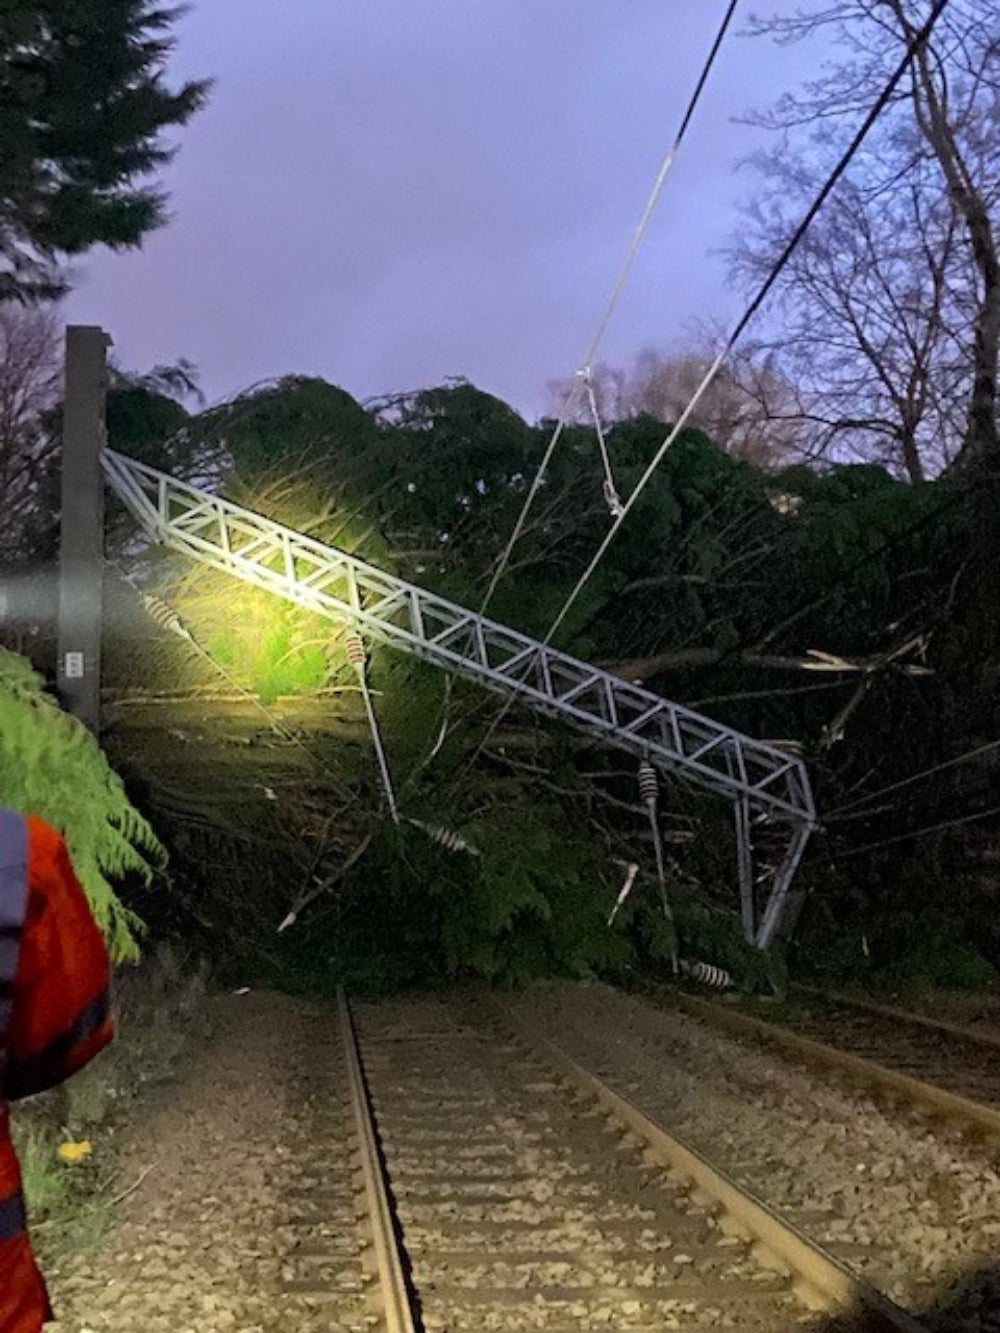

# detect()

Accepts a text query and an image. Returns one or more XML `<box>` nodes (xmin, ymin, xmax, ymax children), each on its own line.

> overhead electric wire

<box><xmin>543</xmin><ymin>0</ymin><xmax>953</xmax><ymax>646</ymax></box>
<box><xmin>826</xmin><ymin>738</ymin><xmax>1000</xmax><ymax>823</ymax></box>
<box><xmin>831</xmin><ymin>801</ymin><xmax>1000</xmax><ymax>860</ymax></box>
<box><xmin>479</xmin><ymin>0</ymin><xmax>743</xmax><ymax>616</ymax></box>
<box><xmin>456</xmin><ymin>0</ymin><xmax>953</xmax><ymax>791</ymax></box>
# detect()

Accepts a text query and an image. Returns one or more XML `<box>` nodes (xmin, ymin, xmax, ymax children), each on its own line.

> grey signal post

<box><xmin>57</xmin><ymin>326</ymin><xmax>111</xmax><ymax>734</ymax></box>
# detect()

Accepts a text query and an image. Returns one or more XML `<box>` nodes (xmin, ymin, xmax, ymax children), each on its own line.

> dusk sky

<box><xmin>64</xmin><ymin>2</ymin><xmax>826</xmax><ymax>419</ymax></box>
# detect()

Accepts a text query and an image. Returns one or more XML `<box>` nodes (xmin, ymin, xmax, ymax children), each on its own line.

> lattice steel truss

<box><xmin>102</xmin><ymin>450</ymin><xmax>816</xmax><ymax>947</ymax></box>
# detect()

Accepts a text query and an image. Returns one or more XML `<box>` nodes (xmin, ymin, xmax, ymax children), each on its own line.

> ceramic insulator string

<box><xmin>345</xmin><ymin>632</ymin><xmax>367</xmax><ymax>669</ymax></box>
<box><xmin>140</xmin><ymin>592</ymin><xmax>191</xmax><ymax>640</ymax></box>
<box><xmin>638</xmin><ymin>760</ymin><xmax>659</xmax><ymax>808</ymax></box>
<box><xmin>683</xmin><ymin>960</ymin><xmax>733</xmax><ymax>989</ymax></box>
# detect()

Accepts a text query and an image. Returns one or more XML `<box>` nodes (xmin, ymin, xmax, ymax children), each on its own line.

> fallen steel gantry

<box><xmin>102</xmin><ymin>449</ymin><xmax>817</xmax><ymax>947</ymax></box>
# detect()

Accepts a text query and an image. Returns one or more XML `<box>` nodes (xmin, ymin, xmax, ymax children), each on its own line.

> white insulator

<box><xmin>607</xmin><ymin>861</ymin><xmax>639</xmax><ymax>926</ymax></box>
<box><xmin>424</xmin><ymin>823</ymin><xmax>459</xmax><ymax>851</ymax></box>
<box><xmin>638</xmin><ymin>760</ymin><xmax>659</xmax><ymax>807</ymax></box>
<box><xmin>141</xmin><ymin>593</ymin><xmax>190</xmax><ymax>639</ymax></box>
<box><xmin>407</xmin><ymin>818</ymin><xmax>480</xmax><ymax>857</ymax></box>
<box><xmin>345</xmin><ymin>632</ymin><xmax>366</xmax><ymax>668</ymax></box>
<box><xmin>684</xmin><ymin>960</ymin><xmax>733</xmax><ymax>989</ymax></box>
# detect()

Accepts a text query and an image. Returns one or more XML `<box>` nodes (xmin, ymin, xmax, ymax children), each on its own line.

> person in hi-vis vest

<box><xmin>1</xmin><ymin>812</ymin><xmax>113</xmax><ymax>1332</ymax></box>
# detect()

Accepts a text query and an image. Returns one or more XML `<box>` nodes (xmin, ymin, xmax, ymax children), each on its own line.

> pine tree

<box><xmin>0</xmin><ymin>2</ymin><xmax>211</xmax><ymax>300</ymax></box>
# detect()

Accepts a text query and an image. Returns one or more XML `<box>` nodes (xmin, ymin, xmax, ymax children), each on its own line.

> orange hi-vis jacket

<box><xmin>1</xmin><ymin>812</ymin><xmax>113</xmax><ymax>1333</ymax></box>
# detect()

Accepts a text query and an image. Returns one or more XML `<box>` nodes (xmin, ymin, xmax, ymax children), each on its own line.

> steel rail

<box><xmin>102</xmin><ymin>448</ymin><xmax>815</xmax><ymax>947</ymax></box>
<box><xmin>498</xmin><ymin>1002</ymin><xmax>922</xmax><ymax>1331</ymax></box>
<box><xmin>794</xmin><ymin>984</ymin><xmax>1000</xmax><ymax>1053</ymax></box>
<box><xmin>668</xmin><ymin>988</ymin><xmax>1000</xmax><ymax>1140</ymax></box>
<box><xmin>337</xmin><ymin>989</ymin><xmax>418</xmax><ymax>1333</ymax></box>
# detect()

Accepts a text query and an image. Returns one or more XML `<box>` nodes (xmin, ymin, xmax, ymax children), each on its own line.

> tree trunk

<box><xmin>887</xmin><ymin>2</ymin><xmax>1000</xmax><ymax>467</ymax></box>
<box><xmin>898</xmin><ymin>419</ymin><xmax>926</xmax><ymax>484</ymax></box>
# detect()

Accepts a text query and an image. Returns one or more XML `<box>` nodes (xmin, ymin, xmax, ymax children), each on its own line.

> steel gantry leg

<box><xmin>755</xmin><ymin>820</ymin><xmax>813</xmax><ymax>950</ymax></box>
<box><xmin>734</xmin><ymin>797</ymin><xmax>756</xmax><ymax>944</ymax></box>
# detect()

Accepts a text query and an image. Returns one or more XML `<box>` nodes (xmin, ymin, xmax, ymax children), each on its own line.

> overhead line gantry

<box><xmin>102</xmin><ymin>448</ymin><xmax>816</xmax><ymax>949</ymax></box>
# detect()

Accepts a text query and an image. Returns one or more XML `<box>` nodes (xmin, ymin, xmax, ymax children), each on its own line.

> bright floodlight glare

<box><xmin>0</xmin><ymin>573</ymin><xmax>59</xmax><ymax>626</ymax></box>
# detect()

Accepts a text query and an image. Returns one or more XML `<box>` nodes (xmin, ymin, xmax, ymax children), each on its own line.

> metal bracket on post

<box><xmin>57</xmin><ymin>326</ymin><xmax>111</xmax><ymax>735</ymax></box>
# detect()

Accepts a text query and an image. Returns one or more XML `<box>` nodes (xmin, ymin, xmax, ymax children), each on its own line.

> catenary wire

<box><xmin>456</xmin><ymin>0</ymin><xmax>953</xmax><ymax>789</ymax></box>
<box><xmin>830</xmin><ymin>801</ymin><xmax>1000</xmax><ymax>861</ymax></box>
<box><xmin>826</xmin><ymin>738</ymin><xmax>1000</xmax><ymax>823</ymax></box>
<box><xmin>478</xmin><ymin>0</ymin><xmax>743</xmax><ymax>615</ymax></box>
<box><xmin>543</xmin><ymin>0</ymin><xmax>953</xmax><ymax>646</ymax></box>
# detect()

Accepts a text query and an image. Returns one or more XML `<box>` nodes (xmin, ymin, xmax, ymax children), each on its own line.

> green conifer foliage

<box><xmin>0</xmin><ymin>1</ymin><xmax>210</xmax><ymax>299</ymax></box>
<box><xmin>0</xmin><ymin>650</ymin><xmax>163</xmax><ymax>960</ymax></box>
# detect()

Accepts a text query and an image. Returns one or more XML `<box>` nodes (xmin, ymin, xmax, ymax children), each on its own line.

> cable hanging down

<box><xmin>579</xmin><ymin>367</ymin><xmax>624</xmax><ymax>519</ymax></box>
<box><xmin>345</xmin><ymin>631</ymin><xmax>399</xmax><ymax>824</ymax></box>
<box><xmin>478</xmin><ymin>0</ymin><xmax>743</xmax><ymax>616</ymax></box>
<box><xmin>639</xmin><ymin>759</ymin><xmax>679</xmax><ymax>975</ymax></box>
<box><xmin>542</xmin><ymin>0</ymin><xmax>952</xmax><ymax>647</ymax></box>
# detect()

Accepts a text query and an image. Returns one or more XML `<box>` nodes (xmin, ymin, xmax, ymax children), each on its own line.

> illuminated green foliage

<box><xmin>205</xmin><ymin>606</ymin><xmax>330</xmax><ymax>704</ymax></box>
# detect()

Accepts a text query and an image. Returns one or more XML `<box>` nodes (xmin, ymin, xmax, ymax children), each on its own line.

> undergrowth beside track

<box><xmin>11</xmin><ymin>944</ymin><xmax>210</xmax><ymax>1266</ymax></box>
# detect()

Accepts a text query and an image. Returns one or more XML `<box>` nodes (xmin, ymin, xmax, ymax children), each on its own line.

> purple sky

<box><xmin>64</xmin><ymin>2</ymin><xmax>824</xmax><ymax>419</ymax></box>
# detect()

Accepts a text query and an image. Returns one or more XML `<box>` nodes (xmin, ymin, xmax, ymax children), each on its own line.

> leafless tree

<box><xmin>0</xmin><ymin>304</ymin><xmax>61</xmax><ymax>559</ymax></box>
<box><xmin>733</xmin><ymin>0</ymin><xmax>999</xmax><ymax>478</ymax></box>
<box><xmin>544</xmin><ymin>362</ymin><xmax>627</xmax><ymax>430</ymax></box>
<box><xmin>623</xmin><ymin>344</ymin><xmax>803</xmax><ymax>468</ymax></box>
<box><xmin>886</xmin><ymin>0</ymin><xmax>1000</xmax><ymax>464</ymax></box>
<box><xmin>732</xmin><ymin>146</ymin><xmax>968</xmax><ymax>480</ymax></box>
<box><xmin>546</xmin><ymin>345</ymin><xmax>802</xmax><ymax>469</ymax></box>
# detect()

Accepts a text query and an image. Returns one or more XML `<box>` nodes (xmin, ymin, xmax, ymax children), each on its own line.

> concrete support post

<box><xmin>57</xmin><ymin>326</ymin><xmax>111</xmax><ymax>734</ymax></box>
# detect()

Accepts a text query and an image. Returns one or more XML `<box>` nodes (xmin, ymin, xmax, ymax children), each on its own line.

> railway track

<box><xmin>338</xmin><ymin>990</ymin><xmax>920</xmax><ymax>1332</ymax></box>
<box><xmin>266</xmin><ymin>1007</ymin><xmax>371</xmax><ymax>1332</ymax></box>
<box><xmin>664</xmin><ymin>985</ymin><xmax>1000</xmax><ymax>1139</ymax></box>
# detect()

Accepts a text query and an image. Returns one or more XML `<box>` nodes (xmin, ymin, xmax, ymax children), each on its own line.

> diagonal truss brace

<box><xmin>102</xmin><ymin>450</ymin><xmax>817</xmax><ymax>948</ymax></box>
